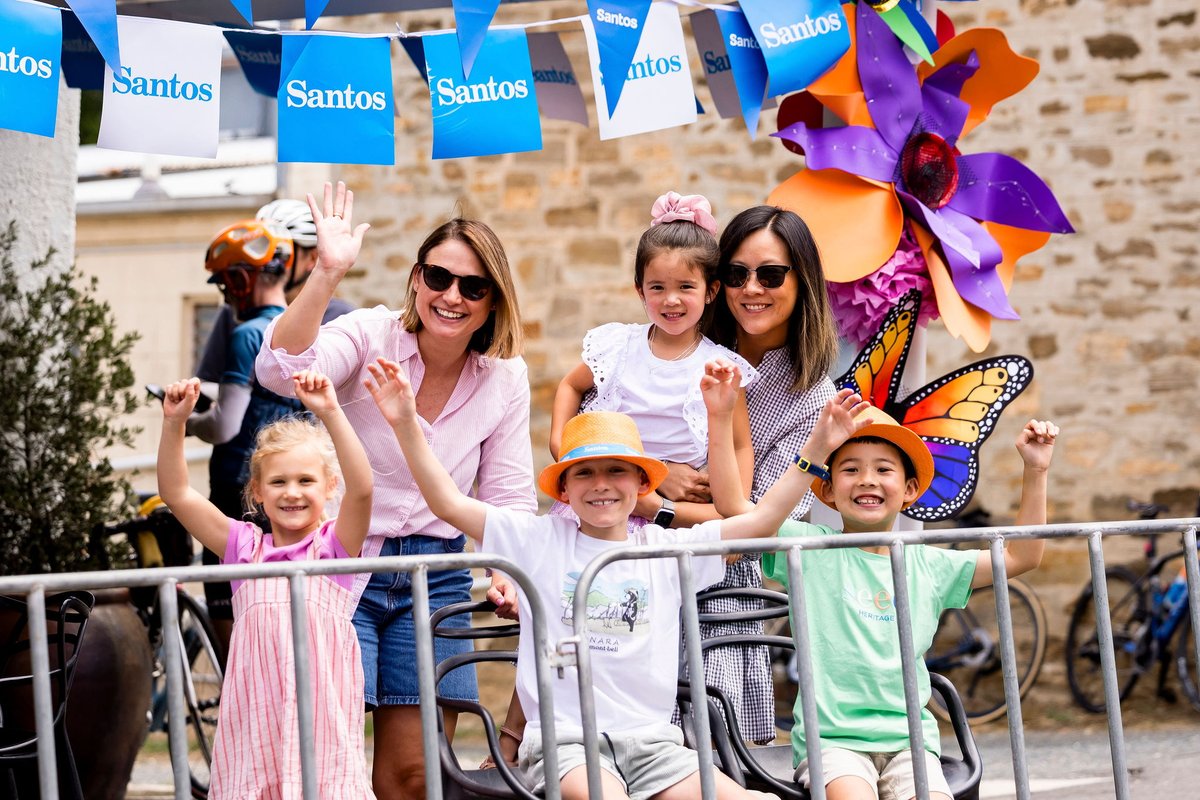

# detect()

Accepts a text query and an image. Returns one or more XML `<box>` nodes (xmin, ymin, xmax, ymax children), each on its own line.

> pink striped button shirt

<box><xmin>254</xmin><ymin>306</ymin><xmax>537</xmax><ymax>598</ymax></box>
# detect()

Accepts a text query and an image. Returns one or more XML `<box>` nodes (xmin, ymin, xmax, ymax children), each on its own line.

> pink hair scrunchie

<box><xmin>650</xmin><ymin>191</ymin><xmax>718</xmax><ymax>237</ymax></box>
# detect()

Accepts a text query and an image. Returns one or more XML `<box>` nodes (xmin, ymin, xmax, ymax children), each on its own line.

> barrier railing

<box><xmin>0</xmin><ymin>516</ymin><xmax>1197</xmax><ymax>800</ymax></box>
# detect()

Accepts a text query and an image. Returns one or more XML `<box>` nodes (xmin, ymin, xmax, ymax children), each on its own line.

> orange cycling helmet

<box><xmin>204</xmin><ymin>220</ymin><xmax>294</xmax><ymax>306</ymax></box>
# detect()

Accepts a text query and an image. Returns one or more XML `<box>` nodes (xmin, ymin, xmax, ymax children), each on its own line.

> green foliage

<box><xmin>0</xmin><ymin>221</ymin><xmax>141</xmax><ymax>574</ymax></box>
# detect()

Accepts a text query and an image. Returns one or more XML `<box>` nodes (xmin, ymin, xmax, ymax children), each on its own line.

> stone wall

<box><xmin>323</xmin><ymin>0</ymin><xmax>1198</xmax><ymax>555</ymax></box>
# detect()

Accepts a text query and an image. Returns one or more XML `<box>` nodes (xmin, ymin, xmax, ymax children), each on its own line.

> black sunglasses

<box><xmin>720</xmin><ymin>263</ymin><xmax>794</xmax><ymax>289</ymax></box>
<box><xmin>416</xmin><ymin>263</ymin><xmax>494</xmax><ymax>301</ymax></box>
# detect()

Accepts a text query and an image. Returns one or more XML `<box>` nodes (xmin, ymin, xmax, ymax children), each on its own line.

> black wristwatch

<box><xmin>653</xmin><ymin>497</ymin><xmax>676</xmax><ymax>528</ymax></box>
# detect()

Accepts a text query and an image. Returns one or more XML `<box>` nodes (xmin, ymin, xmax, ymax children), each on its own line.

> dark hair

<box><xmin>400</xmin><ymin>218</ymin><xmax>523</xmax><ymax>359</ymax></box>
<box><xmin>708</xmin><ymin>206</ymin><xmax>838</xmax><ymax>391</ymax></box>
<box><xmin>832</xmin><ymin>436</ymin><xmax>917</xmax><ymax>481</ymax></box>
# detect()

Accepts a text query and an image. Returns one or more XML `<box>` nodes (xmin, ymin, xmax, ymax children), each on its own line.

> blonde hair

<box><xmin>241</xmin><ymin>416</ymin><xmax>341</xmax><ymax>515</ymax></box>
<box><xmin>399</xmin><ymin>219</ymin><xmax>524</xmax><ymax>359</ymax></box>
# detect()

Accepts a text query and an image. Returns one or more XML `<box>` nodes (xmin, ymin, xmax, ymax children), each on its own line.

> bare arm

<box><xmin>157</xmin><ymin>379</ymin><xmax>231</xmax><ymax>557</ymax></box>
<box><xmin>549</xmin><ymin>361</ymin><xmax>595</xmax><ymax>459</ymax></box>
<box><xmin>365</xmin><ymin>358</ymin><xmax>488</xmax><ymax>541</ymax></box>
<box><xmin>269</xmin><ymin>182</ymin><xmax>370</xmax><ymax>354</ymax></box>
<box><xmin>293</xmin><ymin>370</ymin><xmax>372</xmax><ymax>557</ymax></box>
<box><xmin>972</xmin><ymin>419</ymin><xmax>1058</xmax><ymax>588</ymax></box>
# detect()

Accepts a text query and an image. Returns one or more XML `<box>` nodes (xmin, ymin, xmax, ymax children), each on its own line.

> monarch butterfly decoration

<box><xmin>833</xmin><ymin>290</ymin><xmax>1034</xmax><ymax>522</ymax></box>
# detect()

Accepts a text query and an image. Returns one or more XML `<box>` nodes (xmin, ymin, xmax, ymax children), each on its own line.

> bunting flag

<box><xmin>713</xmin><ymin>6</ymin><xmax>770</xmax><ymax>137</ymax></box>
<box><xmin>97</xmin><ymin>17</ymin><xmax>222</xmax><ymax>157</ymax></box>
<box><xmin>224</xmin><ymin>29</ymin><xmax>281</xmax><ymax>97</ymax></box>
<box><xmin>586</xmin><ymin>1</ymin><xmax>695</xmax><ymax>141</ymax></box>
<box><xmin>228</xmin><ymin>0</ymin><xmax>253</xmax><ymax>28</ymax></box>
<box><xmin>64</xmin><ymin>0</ymin><xmax>119</xmax><ymax>73</ymax></box>
<box><xmin>689</xmin><ymin>9</ymin><xmax>740</xmax><ymax>121</ymax></box>
<box><xmin>528</xmin><ymin>31</ymin><xmax>587</xmax><ymax>127</ymax></box>
<box><xmin>0</xmin><ymin>0</ymin><xmax>62</xmax><ymax>138</ymax></box>
<box><xmin>451</xmin><ymin>0</ymin><xmax>500</xmax><ymax>79</ymax></box>
<box><xmin>278</xmin><ymin>34</ymin><xmax>395</xmax><ymax>164</ymax></box>
<box><xmin>585</xmin><ymin>0</ymin><xmax>653</xmax><ymax>117</ymax></box>
<box><xmin>396</xmin><ymin>36</ymin><xmax>428</xmax><ymax>84</ymax></box>
<box><xmin>740</xmin><ymin>0</ymin><xmax>848</xmax><ymax>97</ymax></box>
<box><xmin>425</xmin><ymin>28</ymin><xmax>542</xmax><ymax>159</ymax></box>
<box><xmin>305</xmin><ymin>0</ymin><xmax>330</xmax><ymax>30</ymax></box>
<box><xmin>60</xmin><ymin>10</ymin><xmax>105</xmax><ymax>90</ymax></box>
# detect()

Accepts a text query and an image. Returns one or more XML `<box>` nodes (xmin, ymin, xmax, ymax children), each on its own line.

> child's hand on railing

<box><xmin>162</xmin><ymin>378</ymin><xmax>202</xmax><ymax>423</ymax></box>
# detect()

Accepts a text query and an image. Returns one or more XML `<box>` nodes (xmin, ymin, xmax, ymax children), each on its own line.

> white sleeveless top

<box><xmin>581</xmin><ymin>322</ymin><xmax>756</xmax><ymax>467</ymax></box>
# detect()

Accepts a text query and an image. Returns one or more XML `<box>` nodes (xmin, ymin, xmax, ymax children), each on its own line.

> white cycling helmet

<box><xmin>257</xmin><ymin>198</ymin><xmax>318</xmax><ymax>249</ymax></box>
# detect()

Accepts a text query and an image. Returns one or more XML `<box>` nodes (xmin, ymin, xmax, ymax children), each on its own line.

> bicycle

<box><xmin>100</xmin><ymin>495</ymin><xmax>224</xmax><ymax>799</ymax></box>
<box><xmin>1065</xmin><ymin>500</ymin><xmax>1200</xmax><ymax>713</ymax></box>
<box><xmin>769</xmin><ymin>508</ymin><xmax>1048</xmax><ymax>727</ymax></box>
<box><xmin>925</xmin><ymin>509</ymin><xmax>1048</xmax><ymax>724</ymax></box>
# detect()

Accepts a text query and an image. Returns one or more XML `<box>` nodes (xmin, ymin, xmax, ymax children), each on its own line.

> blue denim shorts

<box><xmin>353</xmin><ymin>534</ymin><xmax>478</xmax><ymax>708</ymax></box>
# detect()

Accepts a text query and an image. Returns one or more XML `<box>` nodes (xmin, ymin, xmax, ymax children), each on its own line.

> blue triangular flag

<box><xmin>396</xmin><ymin>37</ymin><xmax>428</xmax><ymax>84</ymax></box>
<box><xmin>60</xmin><ymin>10</ymin><xmax>105</xmax><ymax>90</ymax></box>
<box><xmin>713</xmin><ymin>7</ymin><xmax>769</xmax><ymax>138</ymax></box>
<box><xmin>452</xmin><ymin>0</ymin><xmax>500</xmax><ymax>78</ymax></box>
<box><xmin>64</xmin><ymin>0</ymin><xmax>119</xmax><ymax>73</ymax></box>
<box><xmin>305</xmin><ymin>0</ymin><xmax>330</xmax><ymax>30</ymax></box>
<box><xmin>586</xmin><ymin>0</ymin><xmax>652</xmax><ymax>117</ymax></box>
<box><xmin>228</xmin><ymin>0</ymin><xmax>253</xmax><ymax>27</ymax></box>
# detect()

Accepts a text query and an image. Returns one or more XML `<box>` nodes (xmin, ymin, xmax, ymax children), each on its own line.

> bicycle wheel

<box><xmin>1174</xmin><ymin>610</ymin><xmax>1200</xmax><ymax>712</ymax></box>
<box><xmin>927</xmin><ymin>578</ymin><xmax>1047</xmax><ymax>724</ymax></box>
<box><xmin>177</xmin><ymin>591</ymin><xmax>224</xmax><ymax>799</ymax></box>
<box><xmin>1065</xmin><ymin>566</ymin><xmax>1144</xmax><ymax>713</ymax></box>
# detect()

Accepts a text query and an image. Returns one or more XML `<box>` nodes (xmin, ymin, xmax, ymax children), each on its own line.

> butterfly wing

<box><xmin>833</xmin><ymin>289</ymin><xmax>922</xmax><ymax>410</ymax></box>
<box><xmin>898</xmin><ymin>356</ymin><xmax>1034</xmax><ymax>521</ymax></box>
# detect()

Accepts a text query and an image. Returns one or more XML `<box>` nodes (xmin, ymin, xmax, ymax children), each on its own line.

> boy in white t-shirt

<box><xmin>366</xmin><ymin>355</ymin><xmax>871</xmax><ymax>800</ymax></box>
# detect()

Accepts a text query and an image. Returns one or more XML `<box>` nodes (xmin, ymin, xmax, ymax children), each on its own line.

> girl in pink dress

<box><xmin>158</xmin><ymin>370</ymin><xmax>374</xmax><ymax>799</ymax></box>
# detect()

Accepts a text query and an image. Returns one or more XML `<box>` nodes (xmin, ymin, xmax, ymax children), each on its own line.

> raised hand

<box><xmin>808</xmin><ymin>389</ymin><xmax>872</xmax><ymax>458</ymax></box>
<box><xmin>307</xmin><ymin>181</ymin><xmax>370</xmax><ymax>282</ymax></box>
<box><xmin>365</xmin><ymin>358</ymin><xmax>417</xmax><ymax>428</ymax></box>
<box><xmin>700</xmin><ymin>359</ymin><xmax>742</xmax><ymax>417</ymax></box>
<box><xmin>162</xmin><ymin>378</ymin><xmax>201</xmax><ymax>423</ymax></box>
<box><xmin>1016</xmin><ymin>419</ymin><xmax>1058</xmax><ymax>472</ymax></box>
<box><xmin>292</xmin><ymin>370</ymin><xmax>339</xmax><ymax>418</ymax></box>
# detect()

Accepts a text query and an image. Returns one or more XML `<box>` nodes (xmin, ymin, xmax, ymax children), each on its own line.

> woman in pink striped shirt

<box><xmin>255</xmin><ymin>182</ymin><xmax>536</xmax><ymax>800</ymax></box>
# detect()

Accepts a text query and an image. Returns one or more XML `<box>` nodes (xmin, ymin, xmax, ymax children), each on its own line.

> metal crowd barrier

<box><xmin>0</xmin><ymin>516</ymin><xmax>1197</xmax><ymax>800</ymax></box>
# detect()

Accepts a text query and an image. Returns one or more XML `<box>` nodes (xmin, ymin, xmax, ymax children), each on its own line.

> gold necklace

<box><xmin>649</xmin><ymin>326</ymin><xmax>702</xmax><ymax>361</ymax></box>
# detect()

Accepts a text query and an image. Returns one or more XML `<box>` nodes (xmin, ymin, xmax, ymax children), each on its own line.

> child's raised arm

<box><xmin>972</xmin><ymin>419</ymin><xmax>1058</xmax><ymax>589</ymax></box>
<box><xmin>719</xmin><ymin>388</ymin><xmax>870</xmax><ymax>541</ymax></box>
<box><xmin>293</xmin><ymin>370</ymin><xmax>372</xmax><ymax>557</ymax></box>
<box><xmin>549</xmin><ymin>361</ymin><xmax>596</xmax><ymax>459</ymax></box>
<box><xmin>365</xmin><ymin>358</ymin><xmax>488</xmax><ymax>541</ymax></box>
<box><xmin>703</xmin><ymin>360</ymin><xmax>755</xmax><ymax>517</ymax></box>
<box><xmin>157</xmin><ymin>378</ymin><xmax>231</xmax><ymax>557</ymax></box>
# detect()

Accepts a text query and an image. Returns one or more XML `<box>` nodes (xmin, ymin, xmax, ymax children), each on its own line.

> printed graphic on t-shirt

<box><xmin>842</xmin><ymin>584</ymin><xmax>895</xmax><ymax>624</ymax></box>
<box><xmin>561</xmin><ymin>572</ymin><xmax>649</xmax><ymax>652</ymax></box>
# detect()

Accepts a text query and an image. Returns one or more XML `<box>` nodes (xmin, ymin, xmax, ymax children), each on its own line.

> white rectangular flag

<box><xmin>97</xmin><ymin>17</ymin><xmax>223</xmax><ymax>158</ymax></box>
<box><xmin>584</xmin><ymin>2</ymin><xmax>696</xmax><ymax>141</ymax></box>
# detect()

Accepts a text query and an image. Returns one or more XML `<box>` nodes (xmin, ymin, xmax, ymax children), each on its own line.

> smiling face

<box><xmin>723</xmin><ymin>228</ymin><xmax>799</xmax><ymax>351</ymax></box>
<box><xmin>251</xmin><ymin>443</ymin><xmax>337</xmax><ymax>542</ymax></box>
<box><xmin>558</xmin><ymin>458</ymin><xmax>649</xmax><ymax>539</ymax></box>
<box><xmin>818</xmin><ymin>440</ymin><xmax>919</xmax><ymax>533</ymax></box>
<box><xmin>636</xmin><ymin>251</ymin><xmax>717</xmax><ymax>342</ymax></box>
<box><xmin>412</xmin><ymin>239</ymin><xmax>494</xmax><ymax>350</ymax></box>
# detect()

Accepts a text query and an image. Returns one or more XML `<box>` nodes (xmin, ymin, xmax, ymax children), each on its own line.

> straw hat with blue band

<box><xmin>538</xmin><ymin>412</ymin><xmax>669</xmax><ymax>498</ymax></box>
<box><xmin>810</xmin><ymin>405</ymin><xmax>935</xmax><ymax>510</ymax></box>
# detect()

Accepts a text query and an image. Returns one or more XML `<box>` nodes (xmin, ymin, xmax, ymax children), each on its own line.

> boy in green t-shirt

<box><xmin>706</xmin><ymin>364</ymin><xmax>1058</xmax><ymax>800</ymax></box>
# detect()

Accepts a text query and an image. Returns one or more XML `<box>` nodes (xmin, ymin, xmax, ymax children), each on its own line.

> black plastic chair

<box><xmin>430</xmin><ymin>599</ymin><xmax>537</xmax><ymax>800</ymax></box>
<box><xmin>0</xmin><ymin>591</ymin><xmax>96</xmax><ymax>800</ymax></box>
<box><xmin>683</xmin><ymin>586</ymin><xmax>982</xmax><ymax>800</ymax></box>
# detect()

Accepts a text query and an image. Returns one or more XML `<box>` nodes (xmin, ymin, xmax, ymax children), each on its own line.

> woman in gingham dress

<box><xmin>681</xmin><ymin>205</ymin><xmax>839</xmax><ymax>744</ymax></box>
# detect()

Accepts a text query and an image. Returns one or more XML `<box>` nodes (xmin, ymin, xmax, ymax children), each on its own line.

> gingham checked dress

<box><xmin>210</xmin><ymin>524</ymin><xmax>374</xmax><ymax>800</ymax></box>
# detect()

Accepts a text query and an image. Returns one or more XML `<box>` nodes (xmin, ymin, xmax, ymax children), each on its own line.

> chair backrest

<box><xmin>685</xmin><ymin>586</ymin><xmax>982</xmax><ymax>800</ymax></box>
<box><xmin>0</xmin><ymin>591</ymin><xmax>96</xmax><ymax>754</ymax></box>
<box><xmin>429</xmin><ymin>599</ymin><xmax>537</xmax><ymax>800</ymax></box>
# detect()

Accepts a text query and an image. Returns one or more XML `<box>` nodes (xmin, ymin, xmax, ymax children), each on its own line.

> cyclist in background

<box><xmin>185</xmin><ymin>220</ymin><xmax>307</xmax><ymax>654</ymax></box>
<box><xmin>195</xmin><ymin>199</ymin><xmax>357</xmax><ymax>387</ymax></box>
